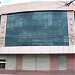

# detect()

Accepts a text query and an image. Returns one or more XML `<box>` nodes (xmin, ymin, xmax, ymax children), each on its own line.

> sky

<box><xmin>0</xmin><ymin>0</ymin><xmax>71</xmax><ymax>5</ymax></box>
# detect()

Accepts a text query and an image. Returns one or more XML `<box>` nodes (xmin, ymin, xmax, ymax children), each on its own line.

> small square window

<box><xmin>0</xmin><ymin>59</ymin><xmax>6</xmax><ymax>69</ymax></box>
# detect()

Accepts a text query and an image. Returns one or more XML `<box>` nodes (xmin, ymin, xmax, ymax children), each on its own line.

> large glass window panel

<box><xmin>37</xmin><ymin>12</ymin><xmax>43</xmax><ymax>20</ymax></box>
<box><xmin>47</xmin><ymin>13</ymin><xmax>52</xmax><ymax>19</ymax></box>
<box><xmin>58</xmin><ymin>29</ymin><xmax>63</xmax><ymax>36</ymax></box>
<box><xmin>5</xmin><ymin>11</ymin><xmax>69</xmax><ymax>46</ymax></box>
<box><xmin>32</xmin><ymin>12</ymin><xmax>38</xmax><ymax>20</ymax></box>
<box><xmin>63</xmin><ymin>20</ymin><xmax>68</xmax><ymax>26</ymax></box>
<box><xmin>62</xmin><ymin>12</ymin><xmax>67</xmax><ymax>19</ymax></box>
<box><xmin>37</xmin><ymin>20</ymin><xmax>42</xmax><ymax>26</ymax></box>
<box><xmin>14</xmin><ymin>21</ymin><xmax>19</xmax><ymax>27</ymax></box>
<box><xmin>6</xmin><ymin>22</ymin><xmax>11</xmax><ymax>28</ymax></box>
<box><xmin>43</xmin><ymin>12</ymin><xmax>48</xmax><ymax>19</ymax></box>
<box><xmin>57</xmin><ymin>12</ymin><xmax>63</xmax><ymax>19</ymax></box>
<box><xmin>42</xmin><ymin>20</ymin><xmax>48</xmax><ymax>26</ymax></box>
<box><xmin>32</xmin><ymin>20</ymin><xmax>38</xmax><ymax>26</ymax></box>
<box><xmin>52</xmin><ymin>11</ymin><xmax>58</xmax><ymax>20</ymax></box>
<box><xmin>48</xmin><ymin>20</ymin><xmax>52</xmax><ymax>26</ymax></box>
<box><xmin>18</xmin><ymin>21</ymin><xmax>23</xmax><ymax>27</ymax></box>
<box><xmin>58</xmin><ymin>20</ymin><xmax>62</xmax><ymax>26</ymax></box>
<box><xmin>23</xmin><ymin>19</ymin><xmax>28</xmax><ymax>26</ymax></box>
<box><xmin>63</xmin><ymin>36</ymin><xmax>69</xmax><ymax>42</ymax></box>
<box><xmin>53</xmin><ymin>20</ymin><xmax>58</xmax><ymax>26</ymax></box>
<box><xmin>63</xmin><ymin>30</ymin><xmax>68</xmax><ymax>36</ymax></box>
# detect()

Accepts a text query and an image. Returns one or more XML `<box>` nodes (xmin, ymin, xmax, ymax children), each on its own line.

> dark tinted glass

<box><xmin>2</xmin><ymin>63</ymin><xmax>5</xmax><ymax>68</ymax></box>
<box><xmin>0</xmin><ymin>59</ymin><xmax>6</xmax><ymax>68</ymax></box>
<box><xmin>5</xmin><ymin>11</ymin><xmax>69</xmax><ymax>46</ymax></box>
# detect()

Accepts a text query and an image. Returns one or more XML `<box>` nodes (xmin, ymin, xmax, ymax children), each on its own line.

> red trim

<box><xmin>50</xmin><ymin>55</ymin><xmax>58</xmax><ymax>70</ymax></box>
<box><xmin>0</xmin><ymin>70</ymin><xmax>75</xmax><ymax>74</ymax></box>
<box><xmin>67</xmin><ymin>55</ymin><xmax>75</xmax><ymax>70</ymax></box>
<box><xmin>16</xmin><ymin>55</ymin><xmax>22</xmax><ymax>70</ymax></box>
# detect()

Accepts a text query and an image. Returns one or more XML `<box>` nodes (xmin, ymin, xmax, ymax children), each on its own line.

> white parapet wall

<box><xmin>0</xmin><ymin>46</ymin><xmax>74</xmax><ymax>54</ymax></box>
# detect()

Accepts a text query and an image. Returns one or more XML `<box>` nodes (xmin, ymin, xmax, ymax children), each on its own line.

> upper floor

<box><xmin>0</xmin><ymin>1</ymin><xmax>75</xmax><ymax>54</ymax></box>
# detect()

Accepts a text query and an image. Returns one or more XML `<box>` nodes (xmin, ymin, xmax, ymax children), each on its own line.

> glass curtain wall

<box><xmin>5</xmin><ymin>11</ymin><xmax>69</xmax><ymax>46</ymax></box>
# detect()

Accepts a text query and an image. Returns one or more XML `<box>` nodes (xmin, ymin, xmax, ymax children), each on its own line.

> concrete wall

<box><xmin>6</xmin><ymin>55</ymin><xmax>16</xmax><ymax>70</ymax></box>
<box><xmin>0</xmin><ymin>15</ymin><xmax>7</xmax><ymax>47</ymax></box>
<box><xmin>0</xmin><ymin>55</ymin><xmax>16</xmax><ymax>70</ymax></box>
<box><xmin>0</xmin><ymin>1</ymin><xmax>74</xmax><ymax>15</ymax></box>
<box><xmin>0</xmin><ymin>54</ymin><xmax>75</xmax><ymax>72</ymax></box>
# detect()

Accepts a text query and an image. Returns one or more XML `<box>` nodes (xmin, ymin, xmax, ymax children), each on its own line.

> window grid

<box><xmin>5</xmin><ymin>11</ymin><xmax>69</xmax><ymax>46</ymax></box>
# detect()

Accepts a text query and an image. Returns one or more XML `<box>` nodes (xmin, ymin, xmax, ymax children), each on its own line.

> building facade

<box><xmin>0</xmin><ymin>1</ymin><xmax>75</xmax><ymax>75</ymax></box>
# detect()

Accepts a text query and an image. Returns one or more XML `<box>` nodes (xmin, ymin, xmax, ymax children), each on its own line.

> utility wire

<box><xmin>56</xmin><ymin>0</ymin><xmax>75</xmax><ymax>9</ymax></box>
<box><xmin>65</xmin><ymin>0</ymin><xmax>75</xmax><ymax>6</ymax></box>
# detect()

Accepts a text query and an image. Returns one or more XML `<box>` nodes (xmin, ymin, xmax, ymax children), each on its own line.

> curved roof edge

<box><xmin>0</xmin><ymin>1</ymin><xmax>74</xmax><ymax>15</ymax></box>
